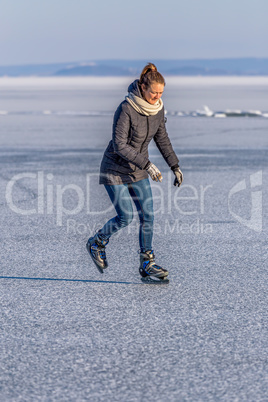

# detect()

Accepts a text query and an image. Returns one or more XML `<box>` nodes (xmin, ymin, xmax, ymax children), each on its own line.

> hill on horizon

<box><xmin>0</xmin><ymin>58</ymin><xmax>268</xmax><ymax>77</ymax></box>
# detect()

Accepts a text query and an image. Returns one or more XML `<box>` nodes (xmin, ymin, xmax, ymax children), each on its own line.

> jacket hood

<box><xmin>127</xmin><ymin>79</ymin><xmax>142</xmax><ymax>98</ymax></box>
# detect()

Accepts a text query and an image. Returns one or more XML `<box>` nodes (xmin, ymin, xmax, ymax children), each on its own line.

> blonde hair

<box><xmin>139</xmin><ymin>63</ymin><xmax>165</xmax><ymax>89</ymax></box>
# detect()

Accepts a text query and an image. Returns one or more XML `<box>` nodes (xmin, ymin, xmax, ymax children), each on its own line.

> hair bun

<box><xmin>139</xmin><ymin>63</ymin><xmax>165</xmax><ymax>89</ymax></box>
<box><xmin>147</xmin><ymin>63</ymin><xmax>157</xmax><ymax>73</ymax></box>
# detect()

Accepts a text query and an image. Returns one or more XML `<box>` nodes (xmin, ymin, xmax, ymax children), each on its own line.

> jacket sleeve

<box><xmin>112</xmin><ymin>103</ymin><xmax>149</xmax><ymax>169</ymax></box>
<box><xmin>153</xmin><ymin>110</ymin><xmax>179</xmax><ymax>168</ymax></box>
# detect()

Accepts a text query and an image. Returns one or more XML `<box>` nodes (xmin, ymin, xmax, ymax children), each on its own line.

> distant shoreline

<box><xmin>1</xmin><ymin>58</ymin><xmax>268</xmax><ymax>77</ymax></box>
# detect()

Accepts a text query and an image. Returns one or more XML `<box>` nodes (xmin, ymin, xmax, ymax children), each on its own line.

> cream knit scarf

<box><xmin>125</xmin><ymin>91</ymin><xmax>163</xmax><ymax>116</ymax></box>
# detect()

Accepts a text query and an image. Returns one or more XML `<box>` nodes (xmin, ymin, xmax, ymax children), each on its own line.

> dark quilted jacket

<box><xmin>99</xmin><ymin>80</ymin><xmax>179</xmax><ymax>185</ymax></box>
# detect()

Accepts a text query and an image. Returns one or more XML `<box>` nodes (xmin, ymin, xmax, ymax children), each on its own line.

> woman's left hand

<box><xmin>173</xmin><ymin>167</ymin><xmax>183</xmax><ymax>187</ymax></box>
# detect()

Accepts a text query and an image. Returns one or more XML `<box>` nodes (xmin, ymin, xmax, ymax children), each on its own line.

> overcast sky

<box><xmin>1</xmin><ymin>0</ymin><xmax>267</xmax><ymax>65</ymax></box>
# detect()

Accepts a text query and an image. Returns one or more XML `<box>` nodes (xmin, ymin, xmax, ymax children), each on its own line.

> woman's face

<box><xmin>141</xmin><ymin>82</ymin><xmax>164</xmax><ymax>105</ymax></box>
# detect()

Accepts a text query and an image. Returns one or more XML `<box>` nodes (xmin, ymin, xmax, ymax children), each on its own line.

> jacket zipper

<box><xmin>140</xmin><ymin>116</ymin><xmax>149</xmax><ymax>154</ymax></box>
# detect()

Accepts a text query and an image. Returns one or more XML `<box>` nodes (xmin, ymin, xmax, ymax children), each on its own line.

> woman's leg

<box><xmin>128</xmin><ymin>178</ymin><xmax>154</xmax><ymax>252</ymax></box>
<box><xmin>97</xmin><ymin>183</ymin><xmax>134</xmax><ymax>240</ymax></box>
<box><xmin>87</xmin><ymin>183</ymin><xmax>134</xmax><ymax>272</ymax></box>
<box><xmin>128</xmin><ymin>179</ymin><xmax>168</xmax><ymax>281</ymax></box>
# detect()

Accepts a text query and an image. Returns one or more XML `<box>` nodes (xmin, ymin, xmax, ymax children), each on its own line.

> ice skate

<box><xmin>139</xmin><ymin>250</ymin><xmax>169</xmax><ymax>284</ymax></box>
<box><xmin>86</xmin><ymin>234</ymin><xmax>109</xmax><ymax>274</ymax></box>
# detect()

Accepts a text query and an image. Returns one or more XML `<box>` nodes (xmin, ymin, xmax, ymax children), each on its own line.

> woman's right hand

<box><xmin>145</xmin><ymin>162</ymin><xmax>163</xmax><ymax>182</ymax></box>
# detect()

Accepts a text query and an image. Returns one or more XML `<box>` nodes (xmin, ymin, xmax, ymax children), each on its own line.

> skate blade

<box><xmin>86</xmin><ymin>243</ymin><xmax>104</xmax><ymax>274</ymax></box>
<box><xmin>141</xmin><ymin>276</ymin><xmax>169</xmax><ymax>285</ymax></box>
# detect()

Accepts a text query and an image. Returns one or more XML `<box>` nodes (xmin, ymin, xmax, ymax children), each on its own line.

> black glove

<box><xmin>173</xmin><ymin>167</ymin><xmax>183</xmax><ymax>187</ymax></box>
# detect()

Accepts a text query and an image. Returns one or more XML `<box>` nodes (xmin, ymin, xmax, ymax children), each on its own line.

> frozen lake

<box><xmin>0</xmin><ymin>77</ymin><xmax>267</xmax><ymax>401</ymax></box>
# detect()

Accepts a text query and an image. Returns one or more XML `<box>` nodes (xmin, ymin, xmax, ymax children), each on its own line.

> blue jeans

<box><xmin>98</xmin><ymin>178</ymin><xmax>154</xmax><ymax>252</ymax></box>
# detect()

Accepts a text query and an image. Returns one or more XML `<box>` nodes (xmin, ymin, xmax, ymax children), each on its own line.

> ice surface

<box><xmin>0</xmin><ymin>79</ymin><xmax>267</xmax><ymax>401</ymax></box>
